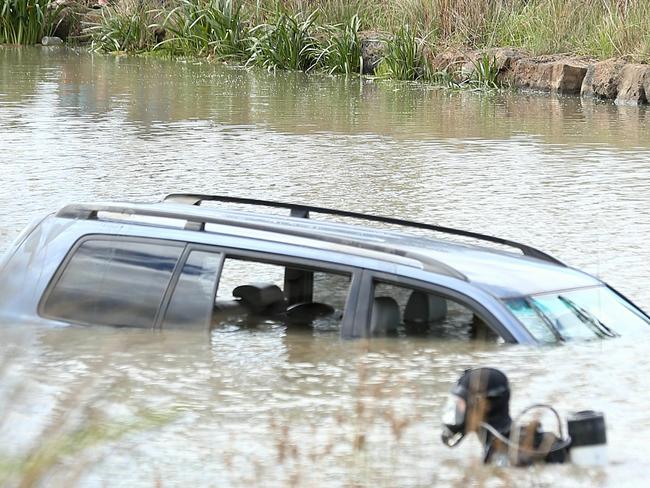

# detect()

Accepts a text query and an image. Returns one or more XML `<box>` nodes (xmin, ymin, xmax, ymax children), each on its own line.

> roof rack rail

<box><xmin>163</xmin><ymin>193</ymin><xmax>564</xmax><ymax>266</ymax></box>
<box><xmin>56</xmin><ymin>202</ymin><xmax>467</xmax><ymax>279</ymax></box>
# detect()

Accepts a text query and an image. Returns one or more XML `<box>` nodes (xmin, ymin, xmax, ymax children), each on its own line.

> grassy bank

<box><xmin>82</xmin><ymin>0</ymin><xmax>650</xmax><ymax>62</ymax></box>
<box><xmin>266</xmin><ymin>0</ymin><xmax>650</xmax><ymax>61</ymax></box>
<box><xmin>80</xmin><ymin>0</ymin><xmax>499</xmax><ymax>86</ymax></box>
<box><xmin>3</xmin><ymin>1</ymin><xmax>650</xmax><ymax>83</ymax></box>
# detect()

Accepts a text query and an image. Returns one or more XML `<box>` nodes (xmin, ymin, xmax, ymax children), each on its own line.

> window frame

<box><xmin>157</xmin><ymin>244</ymin><xmax>225</xmax><ymax>330</ymax></box>
<box><xmin>38</xmin><ymin>234</ymin><xmax>186</xmax><ymax>328</ymax></box>
<box><xmin>354</xmin><ymin>270</ymin><xmax>515</xmax><ymax>342</ymax></box>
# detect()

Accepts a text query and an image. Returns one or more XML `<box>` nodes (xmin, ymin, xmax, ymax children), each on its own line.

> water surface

<box><xmin>1</xmin><ymin>46</ymin><xmax>650</xmax><ymax>487</ymax></box>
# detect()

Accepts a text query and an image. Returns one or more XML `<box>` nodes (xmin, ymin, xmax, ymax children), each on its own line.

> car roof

<box><xmin>55</xmin><ymin>197</ymin><xmax>602</xmax><ymax>299</ymax></box>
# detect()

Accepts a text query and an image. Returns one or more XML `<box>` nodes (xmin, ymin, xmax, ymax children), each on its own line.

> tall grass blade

<box><xmin>0</xmin><ymin>0</ymin><xmax>63</xmax><ymax>45</ymax></box>
<box><xmin>376</xmin><ymin>24</ymin><xmax>431</xmax><ymax>81</ymax></box>
<box><xmin>156</xmin><ymin>0</ymin><xmax>249</xmax><ymax>60</ymax></box>
<box><xmin>322</xmin><ymin>14</ymin><xmax>361</xmax><ymax>75</ymax></box>
<box><xmin>84</xmin><ymin>0</ymin><xmax>160</xmax><ymax>53</ymax></box>
<box><xmin>247</xmin><ymin>10</ymin><xmax>322</xmax><ymax>72</ymax></box>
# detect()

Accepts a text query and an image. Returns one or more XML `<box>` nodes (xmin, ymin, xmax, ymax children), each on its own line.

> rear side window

<box><xmin>370</xmin><ymin>281</ymin><xmax>500</xmax><ymax>341</ymax></box>
<box><xmin>42</xmin><ymin>239</ymin><xmax>183</xmax><ymax>328</ymax></box>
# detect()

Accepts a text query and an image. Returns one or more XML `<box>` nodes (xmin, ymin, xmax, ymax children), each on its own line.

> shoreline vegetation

<box><xmin>2</xmin><ymin>0</ymin><xmax>650</xmax><ymax>103</ymax></box>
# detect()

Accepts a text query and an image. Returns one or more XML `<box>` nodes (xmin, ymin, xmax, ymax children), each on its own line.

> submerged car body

<box><xmin>0</xmin><ymin>194</ymin><xmax>648</xmax><ymax>344</ymax></box>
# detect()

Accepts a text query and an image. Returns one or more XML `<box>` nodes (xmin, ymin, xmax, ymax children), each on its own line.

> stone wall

<box><xmin>360</xmin><ymin>38</ymin><xmax>650</xmax><ymax>105</ymax></box>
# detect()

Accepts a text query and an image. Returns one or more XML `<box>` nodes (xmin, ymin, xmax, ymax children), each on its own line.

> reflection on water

<box><xmin>1</xmin><ymin>47</ymin><xmax>650</xmax><ymax>486</ymax></box>
<box><xmin>2</xmin><ymin>47</ymin><xmax>649</xmax><ymax>145</ymax></box>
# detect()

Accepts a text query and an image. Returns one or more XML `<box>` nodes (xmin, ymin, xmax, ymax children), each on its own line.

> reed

<box><xmin>0</xmin><ymin>411</ymin><xmax>173</xmax><ymax>486</ymax></box>
<box><xmin>461</xmin><ymin>0</ymin><xmax>650</xmax><ymax>61</ymax></box>
<box><xmin>0</xmin><ymin>0</ymin><xmax>62</xmax><ymax>45</ymax></box>
<box><xmin>157</xmin><ymin>0</ymin><xmax>249</xmax><ymax>59</ymax></box>
<box><xmin>0</xmin><ymin>333</ymin><xmax>175</xmax><ymax>487</ymax></box>
<box><xmin>375</xmin><ymin>25</ymin><xmax>432</xmax><ymax>81</ymax></box>
<box><xmin>247</xmin><ymin>10</ymin><xmax>321</xmax><ymax>71</ymax></box>
<box><xmin>321</xmin><ymin>14</ymin><xmax>361</xmax><ymax>75</ymax></box>
<box><xmin>84</xmin><ymin>0</ymin><xmax>159</xmax><ymax>53</ymax></box>
<box><xmin>431</xmin><ymin>54</ymin><xmax>501</xmax><ymax>92</ymax></box>
<box><xmin>572</xmin><ymin>0</ymin><xmax>650</xmax><ymax>60</ymax></box>
<box><xmin>466</xmin><ymin>53</ymin><xmax>500</xmax><ymax>90</ymax></box>
<box><xmin>243</xmin><ymin>0</ymin><xmax>372</xmax><ymax>26</ymax></box>
<box><xmin>486</xmin><ymin>0</ymin><xmax>587</xmax><ymax>55</ymax></box>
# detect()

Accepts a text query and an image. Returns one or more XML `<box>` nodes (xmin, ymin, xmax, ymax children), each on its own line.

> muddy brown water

<box><xmin>1</xmin><ymin>46</ymin><xmax>650</xmax><ymax>487</ymax></box>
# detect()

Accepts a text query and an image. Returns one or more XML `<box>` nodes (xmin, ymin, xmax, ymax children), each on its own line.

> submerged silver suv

<box><xmin>0</xmin><ymin>194</ymin><xmax>648</xmax><ymax>344</ymax></box>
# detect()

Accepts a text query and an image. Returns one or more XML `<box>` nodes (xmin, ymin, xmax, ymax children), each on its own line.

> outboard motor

<box><xmin>441</xmin><ymin>367</ymin><xmax>607</xmax><ymax>467</ymax></box>
<box><xmin>567</xmin><ymin>410</ymin><xmax>607</xmax><ymax>466</ymax></box>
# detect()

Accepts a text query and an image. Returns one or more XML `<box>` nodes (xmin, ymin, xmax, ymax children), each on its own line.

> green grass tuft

<box><xmin>467</xmin><ymin>53</ymin><xmax>499</xmax><ymax>90</ymax></box>
<box><xmin>321</xmin><ymin>14</ymin><xmax>361</xmax><ymax>75</ymax></box>
<box><xmin>0</xmin><ymin>0</ymin><xmax>63</xmax><ymax>45</ymax></box>
<box><xmin>247</xmin><ymin>10</ymin><xmax>322</xmax><ymax>71</ymax></box>
<box><xmin>375</xmin><ymin>24</ymin><xmax>431</xmax><ymax>81</ymax></box>
<box><xmin>84</xmin><ymin>0</ymin><xmax>159</xmax><ymax>53</ymax></box>
<box><xmin>156</xmin><ymin>0</ymin><xmax>249</xmax><ymax>59</ymax></box>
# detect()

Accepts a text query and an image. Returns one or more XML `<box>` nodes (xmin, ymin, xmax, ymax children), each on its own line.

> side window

<box><xmin>42</xmin><ymin>239</ymin><xmax>183</xmax><ymax>328</ymax></box>
<box><xmin>216</xmin><ymin>259</ymin><xmax>285</xmax><ymax>301</ymax></box>
<box><xmin>371</xmin><ymin>281</ymin><xmax>499</xmax><ymax>341</ymax></box>
<box><xmin>212</xmin><ymin>257</ymin><xmax>352</xmax><ymax>332</ymax></box>
<box><xmin>161</xmin><ymin>250</ymin><xmax>223</xmax><ymax>329</ymax></box>
<box><xmin>313</xmin><ymin>271</ymin><xmax>350</xmax><ymax>312</ymax></box>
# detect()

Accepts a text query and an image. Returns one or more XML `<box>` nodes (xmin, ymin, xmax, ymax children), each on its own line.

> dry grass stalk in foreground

<box><xmin>0</xmin><ymin>336</ymin><xmax>174</xmax><ymax>488</ymax></box>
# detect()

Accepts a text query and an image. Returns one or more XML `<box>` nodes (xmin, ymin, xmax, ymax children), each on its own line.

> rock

<box><xmin>154</xmin><ymin>27</ymin><xmax>166</xmax><ymax>44</ymax></box>
<box><xmin>581</xmin><ymin>59</ymin><xmax>626</xmax><ymax>100</ymax></box>
<box><xmin>355</xmin><ymin>39</ymin><xmax>650</xmax><ymax>104</ymax></box>
<box><xmin>359</xmin><ymin>32</ymin><xmax>387</xmax><ymax>75</ymax></box>
<box><xmin>508</xmin><ymin>58</ymin><xmax>554</xmax><ymax>91</ymax></box>
<box><xmin>551</xmin><ymin>61</ymin><xmax>588</xmax><ymax>93</ymax></box>
<box><xmin>431</xmin><ymin>49</ymin><xmax>468</xmax><ymax>74</ymax></box>
<box><xmin>615</xmin><ymin>64</ymin><xmax>650</xmax><ymax>105</ymax></box>
<box><xmin>458</xmin><ymin>48</ymin><xmax>525</xmax><ymax>83</ymax></box>
<box><xmin>490</xmin><ymin>48</ymin><xmax>526</xmax><ymax>71</ymax></box>
<box><xmin>51</xmin><ymin>2</ymin><xmax>92</xmax><ymax>40</ymax></box>
<box><xmin>507</xmin><ymin>57</ymin><xmax>588</xmax><ymax>94</ymax></box>
<box><xmin>41</xmin><ymin>36</ymin><xmax>63</xmax><ymax>46</ymax></box>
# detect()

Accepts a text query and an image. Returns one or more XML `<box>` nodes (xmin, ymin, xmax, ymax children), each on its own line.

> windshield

<box><xmin>505</xmin><ymin>286</ymin><xmax>650</xmax><ymax>343</ymax></box>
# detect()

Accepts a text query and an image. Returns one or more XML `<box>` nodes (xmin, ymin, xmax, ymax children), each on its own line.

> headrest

<box><xmin>233</xmin><ymin>283</ymin><xmax>285</xmax><ymax>313</ymax></box>
<box><xmin>404</xmin><ymin>291</ymin><xmax>447</xmax><ymax>326</ymax></box>
<box><xmin>371</xmin><ymin>296</ymin><xmax>400</xmax><ymax>336</ymax></box>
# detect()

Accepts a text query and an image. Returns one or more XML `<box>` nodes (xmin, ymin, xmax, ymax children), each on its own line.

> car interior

<box><xmin>371</xmin><ymin>282</ymin><xmax>499</xmax><ymax>341</ymax></box>
<box><xmin>210</xmin><ymin>257</ymin><xmax>499</xmax><ymax>340</ymax></box>
<box><xmin>211</xmin><ymin>259</ymin><xmax>348</xmax><ymax>330</ymax></box>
